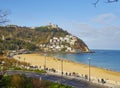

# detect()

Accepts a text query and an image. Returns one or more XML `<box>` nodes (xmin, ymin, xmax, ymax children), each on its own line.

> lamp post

<box><xmin>17</xmin><ymin>56</ymin><xmax>20</xmax><ymax>66</ymax></box>
<box><xmin>24</xmin><ymin>58</ymin><xmax>25</xmax><ymax>69</ymax></box>
<box><xmin>18</xmin><ymin>56</ymin><xmax>20</xmax><ymax>66</ymax></box>
<box><xmin>61</xmin><ymin>59</ymin><xmax>63</xmax><ymax>84</ymax></box>
<box><xmin>88</xmin><ymin>57</ymin><xmax>91</xmax><ymax>82</ymax></box>
<box><xmin>44</xmin><ymin>54</ymin><xmax>47</xmax><ymax>70</ymax></box>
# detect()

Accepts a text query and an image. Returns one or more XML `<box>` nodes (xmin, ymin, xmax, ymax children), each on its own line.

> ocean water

<box><xmin>53</xmin><ymin>50</ymin><xmax>120</xmax><ymax>72</ymax></box>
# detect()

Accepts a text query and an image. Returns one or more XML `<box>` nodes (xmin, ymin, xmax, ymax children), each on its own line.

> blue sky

<box><xmin>0</xmin><ymin>0</ymin><xmax>120</xmax><ymax>50</ymax></box>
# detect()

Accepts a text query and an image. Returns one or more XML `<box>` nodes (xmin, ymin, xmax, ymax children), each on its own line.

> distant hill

<box><xmin>0</xmin><ymin>24</ymin><xmax>90</xmax><ymax>53</ymax></box>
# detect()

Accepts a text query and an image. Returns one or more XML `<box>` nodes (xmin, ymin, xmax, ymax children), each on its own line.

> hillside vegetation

<box><xmin>0</xmin><ymin>24</ymin><xmax>90</xmax><ymax>53</ymax></box>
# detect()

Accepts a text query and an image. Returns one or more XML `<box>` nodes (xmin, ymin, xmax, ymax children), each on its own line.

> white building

<box><xmin>70</xmin><ymin>40</ymin><xmax>76</xmax><ymax>45</ymax></box>
<box><xmin>2</xmin><ymin>35</ymin><xmax>5</xmax><ymax>40</ymax></box>
<box><xmin>50</xmin><ymin>39</ymin><xmax>53</xmax><ymax>43</ymax></box>
<box><xmin>53</xmin><ymin>37</ymin><xmax>58</xmax><ymax>40</ymax></box>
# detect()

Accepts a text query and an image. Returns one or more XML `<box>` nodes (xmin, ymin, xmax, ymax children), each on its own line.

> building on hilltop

<box><xmin>47</xmin><ymin>23</ymin><xmax>59</xmax><ymax>29</ymax></box>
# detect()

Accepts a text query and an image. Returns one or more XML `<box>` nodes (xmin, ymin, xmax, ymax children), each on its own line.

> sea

<box><xmin>53</xmin><ymin>50</ymin><xmax>120</xmax><ymax>72</ymax></box>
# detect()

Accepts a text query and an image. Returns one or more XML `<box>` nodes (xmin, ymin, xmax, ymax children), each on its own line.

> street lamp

<box><xmin>61</xmin><ymin>59</ymin><xmax>63</xmax><ymax>84</ymax></box>
<box><xmin>88</xmin><ymin>57</ymin><xmax>91</xmax><ymax>82</ymax></box>
<box><xmin>18</xmin><ymin>56</ymin><xmax>21</xmax><ymax>65</ymax></box>
<box><xmin>44</xmin><ymin>54</ymin><xmax>47</xmax><ymax>70</ymax></box>
<box><xmin>24</xmin><ymin>58</ymin><xmax>25</xmax><ymax>69</ymax></box>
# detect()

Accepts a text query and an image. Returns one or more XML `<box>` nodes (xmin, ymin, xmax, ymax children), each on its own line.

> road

<box><xmin>6</xmin><ymin>70</ymin><xmax>108</xmax><ymax>88</ymax></box>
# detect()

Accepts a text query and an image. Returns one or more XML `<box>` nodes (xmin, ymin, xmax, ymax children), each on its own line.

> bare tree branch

<box><xmin>93</xmin><ymin>0</ymin><xmax>100</xmax><ymax>7</ymax></box>
<box><xmin>93</xmin><ymin>0</ymin><xmax>119</xmax><ymax>7</ymax></box>
<box><xmin>106</xmin><ymin>0</ymin><xmax>119</xmax><ymax>3</ymax></box>
<box><xmin>0</xmin><ymin>10</ymin><xmax>9</xmax><ymax>25</ymax></box>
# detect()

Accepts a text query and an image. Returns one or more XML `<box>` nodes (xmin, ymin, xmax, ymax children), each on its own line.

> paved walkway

<box><xmin>46</xmin><ymin>70</ymin><xmax>120</xmax><ymax>88</ymax></box>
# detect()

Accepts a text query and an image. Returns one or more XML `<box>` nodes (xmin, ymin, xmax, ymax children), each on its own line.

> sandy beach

<box><xmin>13</xmin><ymin>54</ymin><xmax>120</xmax><ymax>85</ymax></box>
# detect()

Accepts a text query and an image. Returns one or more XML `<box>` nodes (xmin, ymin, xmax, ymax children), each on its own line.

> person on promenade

<box><xmin>101</xmin><ymin>78</ymin><xmax>106</xmax><ymax>84</ymax></box>
<box><xmin>98</xmin><ymin>79</ymin><xmax>100</xmax><ymax>83</ymax></box>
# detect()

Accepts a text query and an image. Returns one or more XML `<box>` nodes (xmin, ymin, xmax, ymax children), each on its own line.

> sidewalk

<box><xmin>46</xmin><ymin>70</ymin><xmax>120</xmax><ymax>88</ymax></box>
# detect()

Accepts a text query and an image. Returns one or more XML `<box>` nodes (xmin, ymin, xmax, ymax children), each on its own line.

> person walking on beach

<box><xmin>98</xmin><ymin>79</ymin><xmax>100</xmax><ymax>83</ymax></box>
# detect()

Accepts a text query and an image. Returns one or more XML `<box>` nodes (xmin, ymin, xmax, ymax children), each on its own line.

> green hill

<box><xmin>0</xmin><ymin>24</ymin><xmax>90</xmax><ymax>53</ymax></box>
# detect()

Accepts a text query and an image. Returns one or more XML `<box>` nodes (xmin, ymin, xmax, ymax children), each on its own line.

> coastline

<box><xmin>13</xmin><ymin>53</ymin><xmax>120</xmax><ymax>86</ymax></box>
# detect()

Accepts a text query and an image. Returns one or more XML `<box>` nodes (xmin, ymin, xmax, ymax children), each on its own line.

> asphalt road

<box><xmin>6</xmin><ymin>70</ymin><xmax>108</xmax><ymax>88</ymax></box>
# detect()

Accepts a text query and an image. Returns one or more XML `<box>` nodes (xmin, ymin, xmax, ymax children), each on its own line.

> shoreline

<box><xmin>13</xmin><ymin>53</ymin><xmax>120</xmax><ymax>86</ymax></box>
<box><xmin>51</xmin><ymin>54</ymin><xmax>120</xmax><ymax>74</ymax></box>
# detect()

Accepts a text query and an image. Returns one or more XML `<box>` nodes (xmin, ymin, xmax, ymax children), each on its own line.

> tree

<box><xmin>0</xmin><ymin>10</ymin><xmax>9</xmax><ymax>25</ymax></box>
<box><xmin>93</xmin><ymin>0</ymin><xmax>119</xmax><ymax>7</ymax></box>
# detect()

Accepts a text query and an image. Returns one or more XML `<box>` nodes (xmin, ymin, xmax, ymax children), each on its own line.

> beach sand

<box><xmin>13</xmin><ymin>54</ymin><xmax>120</xmax><ymax>85</ymax></box>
